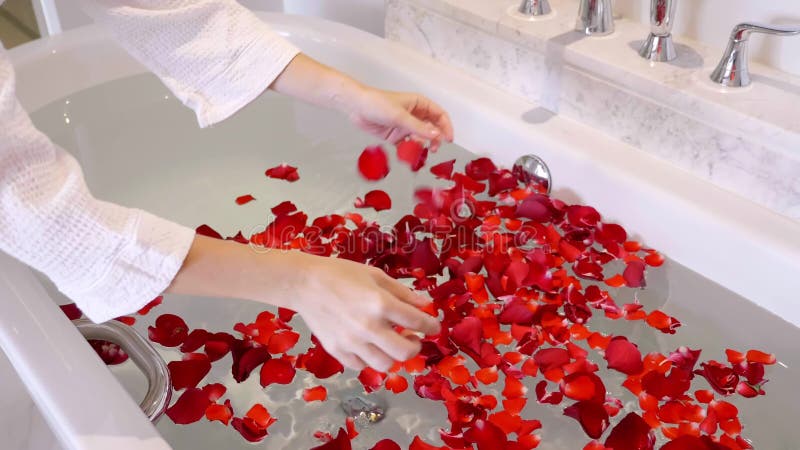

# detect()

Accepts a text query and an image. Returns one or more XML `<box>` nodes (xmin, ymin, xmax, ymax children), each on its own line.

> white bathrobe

<box><xmin>0</xmin><ymin>1</ymin><xmax>300</xmax><ymax>322</ymax></box>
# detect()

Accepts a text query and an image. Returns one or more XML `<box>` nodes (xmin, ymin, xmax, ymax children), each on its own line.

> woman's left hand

<box><xmin>271</xmin><ymin>54</ymin><xmax>454</xmax><ymax>150</ymax></box>
<box><xmin>348</xmin><ymin>87</ymin><xmax>454</xmax><ymax>151</ymax></box>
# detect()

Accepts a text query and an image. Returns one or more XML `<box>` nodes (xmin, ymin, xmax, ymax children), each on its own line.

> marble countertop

<box><xmin>386</xmin><ymin>0</ymin><xmax>800</xmax><ymax>219</ymax></box>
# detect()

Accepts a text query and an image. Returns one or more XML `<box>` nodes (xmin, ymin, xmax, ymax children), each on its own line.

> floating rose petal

<box><xmin>603</xmin><ymin>413</ymin><xmax>655</xmax><ymax>450</ymax></box>
<box><xmin>464</xmin><ymin>418</ymin><xmax>508</xmax><ymax>450</ymax></box>
<box><xmin>604</xmin><ymin>337</ymin><xmax>644</xmax><ymax>375</ymax></box>
<box><xmin>355</xmin><ymin>190</ymin><xmax>392</xmax><ymax>211</ymax></box>
<box><xmin>196</xmin><ymin>224</ymin><xmax>223</xmax><ymax>239</ymax></box>
<box><xmin>385</xmin><ymin>373</ymin><xmax>409</xmax><ymax>393</ymax></box>
<box><xmin>358</xmin><ymin>146</ymin><xmax>390</xmax><ymax>181</ymax></box>
<box><xmin>260</xmin><ymin>357</ymin><xmax>296</xmax><ymax>387</ymax></box>
<box><xmin>623</xmin><ymin>261</ymin><xmax>646</xmax><ymax>288</ymax></box>
<box><xmin>303</xmin><ymin>386</ymin><xmax>328</xmax><ymax>402</ymax></box>
<box><xmin>311</xmin><ymin>428</ymin><xmax>351</xmax><ymax>450</ymax></box>
<box><xmin>168</xmin><ymin>353</ymin><xmax>212</xmax><ymax>390</ymax></box>
<box><xmin>137</xmin><ymin>296</ymin><xmax>163</xmax><ymax>315</ymax></box>
<box><xmin>358</xmin><ymin>367</ymin><xmax>388</xmax><ymax>393</ymax></box>
<box><xmin>695</xmin><ymin>361</ymin><xmax>739</xmax><ymax>396</ymax></box>
<box><xmin>564</xmin><ymin>401</ymin><xmax>610</xmax><ymax>439</ymax></box>
<box><xmin>166</xmin><ymin>387</ymin><xmax>212</xmax><ymax>425</ymax></box>
<box><xmin>299</xmin><ymin>342</ymin><xmax>344</xmax><ymax>379</ymax></box>
<box><xmin>60</xmin><ymin>303</ymin><xmax>83</xmax><ymax>320</ymax></box>
<box><xmin>430</xmin><ymin>159</ymin><xmax>456</xmax><ymax>180</ymax></box>
<box><xmin>265</xmin><ymin>164</ymin><xmax>300</xmax><ymax>182</ymax></box>
<box><xmin>205</xmin><ymin>399</ymin><xmax>233</xmax><ymax>426</ymax></box>
<box><xmin>148</xmin><ymin>314</ymin><xmax>189</xmax><ymax>347</ymax></box>
<box><xmin>88</xmin><ymin>340</ymin><xmax>128</xmax><ymax>365</ymax></box>
<box><xmin>370</xmin><ymin>439</ymin><xmax>401</xmax><ymax>450</ymax></box>
<box><xmin>235</xmin><ymin>194</ymin><xmax>256</xmax><ymax>205</ymax></box>
<box><xmin>397</xmin><ymin>140</ymin><xmax>428</xmax><ymax>172</ymax></box>
<box><xmin>231</xmin><ymin>343</ymin><xmax>271</xmax><ymax>383</ymax></box>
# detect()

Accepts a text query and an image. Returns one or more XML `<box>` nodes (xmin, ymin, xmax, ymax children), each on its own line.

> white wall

<box><xmin>616</xmin><ymin>0</ymin><xmax>800</xmax><ymax>76</ymax></box>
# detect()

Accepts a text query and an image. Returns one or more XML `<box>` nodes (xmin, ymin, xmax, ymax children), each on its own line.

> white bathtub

<box><xmin>3</xmin><ymin>12</ymin><xmax>800</xmax><ymax>450</ymax></box>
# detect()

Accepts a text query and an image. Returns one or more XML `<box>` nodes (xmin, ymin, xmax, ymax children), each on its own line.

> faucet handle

<box><xmin>729</xmin><ymin>22</ymin><xmax>800</xmax><ymax>40</ymax></box>
<box><xmin>711</xmin><ymin>22</ymin><xmax>800</xmax><ymax>87</ymax></box>
<box><xmin>639</xmin><ymin>0</ymin><xmax>678</xmax><ymax>62</ymax></box>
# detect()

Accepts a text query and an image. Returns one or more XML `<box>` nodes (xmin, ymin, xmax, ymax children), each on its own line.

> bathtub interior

<box><xmin>21</xmin><ymin>71</ymin><xmax>800</xmax><ymax>449</ymax></box>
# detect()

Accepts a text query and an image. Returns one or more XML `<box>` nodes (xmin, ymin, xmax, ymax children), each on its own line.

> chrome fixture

<box><xmin>341</xmin><ymin>392</ymin><xmax>387</xmax><ymax>423</ymax></box>
<box><xmin>518</xmin><ymin>0</ymin><xmax>551</xmax><ymax>17</ymax></box>
<box><xmin>576</xmin><ymin>0</ymin><xmax>614</xmax><ymax>36</ymax></box>
<box><xmin>639</xmin><ymin>0</ymin><xmax>677</xmax><ymax>61</ymax></box>
<box><xmin>74</xmin><ymin>319</ymin><xmax>171</xmax><ymax>422</ymax></box>
<box><xmin>711</xmin><ymin>23</ymin><xmax>800</xmax><ymax>87</ymax></box>
<box><xmin>513</xmin><ymin>154</ymin><xmax>552</xmax><ymax>194</ymax></box>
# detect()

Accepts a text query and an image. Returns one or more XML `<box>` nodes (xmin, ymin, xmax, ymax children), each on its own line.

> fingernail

<box><xmin>429</xmin><ymin>127</ymin><xmax>440</xmax><ymax>137</ymax></box>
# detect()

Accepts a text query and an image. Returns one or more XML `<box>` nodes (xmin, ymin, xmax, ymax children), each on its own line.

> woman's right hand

<box><xmin>282</xmin><ymin>251</ymin><xmax>441</xmax><ymax>372</ymax></box>
<box><xmin>167</xmin><ymin>235</ymin><xmax>441</xmax><ymax>373</ymax></box>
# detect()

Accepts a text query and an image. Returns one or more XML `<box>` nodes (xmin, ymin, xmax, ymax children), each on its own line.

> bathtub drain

<box><xmin>340</xmin><ymin>394</ymin><xmax>387</xmax><ymax>424</ymax></box>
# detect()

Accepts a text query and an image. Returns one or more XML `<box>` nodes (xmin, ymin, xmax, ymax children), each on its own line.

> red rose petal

<box><xmin>88</xmin><ymin>339</ymin><xmax>128</xmax><ymax>365</ymax></box>
<box><xmin>623</xmin><ymin>260</ymin><xmax>647</xmax><ymax>288</ymax></box>
<box><xmin>168</xmin><ymin>354</ymin><xmax>212</xmax><ymax>390</ymax></box>
<box><xmin>604</xmin><ymin>337</ymin><xmax>644</xmax><ymax>375</ymax></box>
<box><xmin>205</xmin><ymin>400</ymin><xmax>233</xmax><ymax>426</ymax></box>
<box><xmin>465</xmin><ymin>157</ymin><xmax>497</xmax><ymax>181</ymax></box>
<box><xmin>268</xmin><ymin>331</ymin><xmax>300</xmax><ymax>354</ymax></box>
<box><xmin>60</xmin><ymin>303</ymin><xmax>83</xmax><ymax>320</ymax></box>
<box><xmin>166</xmin><ymin>388</ymin><xmax>212</xmax><ymax>425</ymax></box>
<box><xmin>564</xmin><ymin>401</ymin><xmax>610</xmax><ymax>439</ymax></box>
<box><xmin>235</xmin><ymin>194</ymin><xmax>256</xmax><ymax>205</ymax></box>
<box><xmin>464</xmin><ymin>419</ymin><xmax>508</xmax><ymax>450</ymax></box>
<box><xmin>397</xmin><ymin>140</ymin><xmax>429</xmax><ymax>172</ymax></box>
<box><xmin>385</xmin><ymin>373</ymin><xmax>409</xmax><ymax>393</ymax></box>
<box><xmin>299</xmin><ymin>342</ymin><xmax>344</xmax><ymax>379</ymax></box>
<box><xmin>358</xmin><ymin>367</ymin><xmax>388</xmax><ymax>393</ymax></box>
<box><xmin>311</xmin><ymin>428</ymin><xmax>352</xmax><ymax>450</ymax></box>
<box><xmin>137</xmin><ymin>296</ymin><xmax>163</xmax><ymax>315</ymax></box>
<box><xmin>603</xmin><ymin>413</ymin><xmax>655</xmax><ymax>450</ymax></box>
<box><xmin>745</xmin><ymin>349</ymin><xmax>776</xmax><ymax>365</ymax></box>
<box><xmin>260</xmin><ymin>357</ymin><xmax>296</xmax><ymax>387</ymax></box>
<box><xmin>371</xmin><ymin>439</ymin><xmax>401</xmax><ymax>450</ymax></box>
<box><xmin>196</xmin><ymin>224</ymin><xmax>223</xmax><ymax>239</ymax></box>
<box><xmin>355</xmin><ymin>190</ymin><xmax>393</xmax><ymax>211</ymax></box>
<box><xmin>148</xmin><ymin>314</ymin><xmax>189</xmax><ymax>347</ymax></box>
<box><xmin>303</xmin><ymin>386</ymin><xmax>328</xmax><ymax>402</ymax></box>
<box><xmin>265</xmin><ymin>164</ymin><xmax>300</xmax><ymax>182</ymax></box>
<box><xmin>180</xmin><ymin>329</ymin><xmax>210</xmax><ymax>353</ymax></box>
<box><xmin>231</xmin><ymin>344</ymin><xmax>271</xmax><ymax>383</ymax></box>
<box><xmin>430</xmin><ymin>159</ymin><xmax>456</xmax><ymax>179</ymax></box>
<box><xmin>358</xmin><ymin>146</ymin><xmax>390</xmax><ymax>181</ymax></box>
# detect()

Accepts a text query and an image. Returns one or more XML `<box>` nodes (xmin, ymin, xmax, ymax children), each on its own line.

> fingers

<box><xmin>375</xmin><ymin>273</ymin><xmax>430</xmax><ymax>308</ymax></box>
<box><xmin>352</xmin><ymin>342</ymin><xmax>396</xmax><ymax>372</ymax></box>
<box><xmin>335</xmin><ymin>351</ymin><xmax>367</xmax><ymax>371</ymax></box>
<box><xmin>369</xmin><ymin>327</ymin><xmax>422</xmax><ymax>362</ymax></box>
<box><xmin>396</xmin><ymin>108</ymin><xmax>442</xmax><ymax>143</ymax></box>
<box><xmin>380</xmin><ymin>291</ymin><xmax>441</xmax><ymax>336</ymax></box>
<box><xmin>406</xmin><ymin>95</ymin><xmax>454</xmax><ymax>143</ymax></box>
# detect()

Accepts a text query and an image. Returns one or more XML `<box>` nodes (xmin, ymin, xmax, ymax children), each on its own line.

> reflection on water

<box><xmin>31</xmin><ymin>74</ymin><xmax>800</xmax><ymax>449</ymax></box>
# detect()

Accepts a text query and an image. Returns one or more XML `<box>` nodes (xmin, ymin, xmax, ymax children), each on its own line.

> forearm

<box><xmin>269</xmin><ymin>53</ymin><xmax>367</xmax><ymax>115</ymax></box>
<box><xmin>166</xmin><ymin>235</ymin><xmax>300</xmax><ymax>309</ymax></box>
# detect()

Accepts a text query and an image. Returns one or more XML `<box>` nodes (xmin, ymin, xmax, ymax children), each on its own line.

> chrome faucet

<box><xmin>576</xmin><ymin>0</ymin><xmax>614</xmax><ymax>36</ymax></box>
<box><xmin>518</xmin><ymin>0</ymin><xmax>551</xmax><ymax>17</ymax></box>
<box><xmin>711</xmin><ymin>23</ymin><xmax>800</xmax><ymax>87</ymax></box>
<box><xmin>639</xmin><ymin>0</ymin><xmax>677</xmax><ymax>61</ymax></box>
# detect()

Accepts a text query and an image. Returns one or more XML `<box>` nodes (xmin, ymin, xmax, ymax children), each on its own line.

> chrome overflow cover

<box><xmin>513</xmin><ymin>154</ymin><xmax>552</xmax><ymax>194</ymax></box>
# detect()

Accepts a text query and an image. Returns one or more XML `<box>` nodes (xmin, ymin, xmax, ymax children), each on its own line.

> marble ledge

<box><xmin>385</xmin><ymin>0</ymin><xmax>800</xmax><ymax>219</ymax></box>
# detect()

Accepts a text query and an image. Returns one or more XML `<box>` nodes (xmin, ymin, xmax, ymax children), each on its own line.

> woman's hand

<box><xmin>167</xmin><ymin>235</ymin><xmax>441</xmax><ymax>372</ymax></box>
<box><xmin>347</xmin><ymin>87</ymin><xmax>454</xmax><ymax>152</ymax></box>
<box><xmin>270</xmin><ymin>54</ymin><xmax>454</xmax><ymax>151</ymax></box>
<box><xmin>284</xmin><ymin>251</ymin><xmax>440</xmax><ymax>372</ymax></box>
